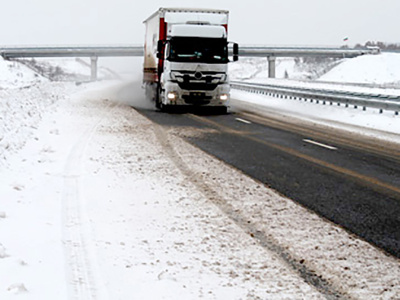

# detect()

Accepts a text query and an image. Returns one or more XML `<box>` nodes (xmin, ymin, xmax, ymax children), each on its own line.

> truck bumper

<box><xmin>162</xmin><ymin>82</ymin><xmax>230</xmax><ymax>107</ymax></box>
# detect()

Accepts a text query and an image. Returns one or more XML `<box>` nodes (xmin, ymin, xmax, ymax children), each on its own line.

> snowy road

<box><xmin>1</xmin><ymin>77</ymin><xmax>400</xmax><ymax>299</ymax></box>
<box><xmin>138</xmin><ymin>103</ymin><xmax>400</xmax><ymax>258</ymax></box>
<box><xmin>66</xmin><ymin>82</ymin><xmax>326</xmax><ymax>299</ymax></box>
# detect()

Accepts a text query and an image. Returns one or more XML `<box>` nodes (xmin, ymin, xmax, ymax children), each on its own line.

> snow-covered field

<box><xmin>1</xmin><ymin>55</ymin><xmax>400</xmax><ymax>299</ymax></box>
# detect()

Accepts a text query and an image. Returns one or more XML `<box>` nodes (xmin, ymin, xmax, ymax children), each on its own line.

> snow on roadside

<box><xmin>0</xmin><ymin>59</ymin><xmax>46</xmax><ymax>89</ymax></box>
<box><xmin>0</xmin><ymin>81</ymin><xmax>78</xmax><ymax>167</ymax></box>
<box><xmin>0</xmin><ymin>77</ymin><xmax>141</xmax><ymax>299</ymax></box>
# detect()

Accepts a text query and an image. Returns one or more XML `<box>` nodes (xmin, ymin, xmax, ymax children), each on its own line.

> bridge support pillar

<box><xmin>268</xmin><ymin>56</ymin><xmax>276</xmax><ymax>78</ymax></box>
<box><xmin>91</xmin><ymin>56</ymin><xmax>98</xmax><ymax>81</ymax></box>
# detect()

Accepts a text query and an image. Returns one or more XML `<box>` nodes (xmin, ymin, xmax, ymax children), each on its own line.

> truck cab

<box><xmin>143</xmin><ymin>8</ymin><xmax>238</xmax><ymax>112</ymax></box>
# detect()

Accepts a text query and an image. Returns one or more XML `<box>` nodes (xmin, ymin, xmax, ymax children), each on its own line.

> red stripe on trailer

<box><xmin>159</xmin><ymin>18</ymin><xmax>167</xmax><ymax>40</ymax></box>
<box><xmin>158</xmin><ymin>18</ymin><xmax>167</xmax><ymax>82</ymax></box>
<box><xmin>223</xmin><ymin>24</ymin><xmax>228</xmax><ymax>35</ymax></box>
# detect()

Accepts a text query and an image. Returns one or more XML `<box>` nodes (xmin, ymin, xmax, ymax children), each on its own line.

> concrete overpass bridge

<box><xmin>0</xmin><ymin>45</ymin><xmax>378</xmax><ymax>80</ymax></box>
<box><xmin>0</xmin><ymin>46</ymin><xmax>143</xmax><ymax>80</ymax></box>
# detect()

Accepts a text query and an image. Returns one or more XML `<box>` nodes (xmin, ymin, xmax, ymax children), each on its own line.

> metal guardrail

<box><xmin>231</xmin><ymin>81</ymin><xmax>400</xmax><ymax>115</ymax></box>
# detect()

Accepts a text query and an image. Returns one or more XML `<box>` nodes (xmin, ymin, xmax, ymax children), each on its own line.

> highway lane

<box><xmin>137</xmin><ymin>106</ymin><xmax>400</xmax><ymax>258</ymax></box>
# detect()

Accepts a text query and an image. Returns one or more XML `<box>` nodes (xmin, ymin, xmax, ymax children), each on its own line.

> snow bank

<box><xmin>0</xmin><ymin>59</ymin><xmax>47</xmax><ymax>89</ymax></box>
<box><xmin>0</xmin><ymin>58</ymin><xmax>77</xmax><ymax>166</ymax></box>
<box><xmin>0</xmin><ymin>65</ymin><xmax>78</xmax><ymax>167</ymax></box>
<box><xmin>319</xmin><ymin>53</ymin><xmax>400</xmax><ymax>85</ymax></box>
<box><xmin>0</xmin><ymin>56</ymin><xmax>139</xmax><ymax>168</ymax></box>
<box><xmin>319</xmin><ymin>53</ymin><xmax>400</xmax><ymax>84</ymax></box>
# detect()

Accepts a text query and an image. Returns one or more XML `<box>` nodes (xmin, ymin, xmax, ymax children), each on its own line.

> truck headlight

<box><xmin>219</xmin><ymin>94</ymin><xmax>229</xmax><ymax>101</ymax></box>
<box><xmin>167</xmin><ymin>92</ymin><xmax>177</xmax><ymax>101</ymax></box>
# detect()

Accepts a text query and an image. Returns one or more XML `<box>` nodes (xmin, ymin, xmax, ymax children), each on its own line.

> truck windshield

<box><xmin>168</xmin><ymin>37</ymin><xmax>228</xmax><ymax>64</ymax></box>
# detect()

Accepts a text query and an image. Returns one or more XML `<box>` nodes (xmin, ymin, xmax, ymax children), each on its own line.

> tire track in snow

<box><xmin>62</xmin><ymin>101</ymin><xmax>117</xmax><ymax>300</ymax></box>
<box><xmin>151</xmin><ymin>121</ymin><xmax>352</xmax><ymax>300</ymax></box>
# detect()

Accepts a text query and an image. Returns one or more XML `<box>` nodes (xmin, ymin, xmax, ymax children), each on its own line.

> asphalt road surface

<box><xmin>137</xmin><ymin>105</ymin><xmax>400</xmax><ymax>258</ymax></box>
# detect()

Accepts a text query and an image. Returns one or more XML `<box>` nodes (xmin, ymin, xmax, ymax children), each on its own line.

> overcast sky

<box><xmin>1</xmin><ymin>0</ymin><xmax>400</xmax><ymax>47</ymax></box>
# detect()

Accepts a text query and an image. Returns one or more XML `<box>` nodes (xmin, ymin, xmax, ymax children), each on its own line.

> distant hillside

<box><xmin>318</xmin><ymin>53</ymin><xmax>400</xmax><ymax>85</ymax></box>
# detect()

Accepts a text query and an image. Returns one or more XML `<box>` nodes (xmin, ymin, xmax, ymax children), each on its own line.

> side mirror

<box><xmin>157</xmin><ymin>40</ymin><xmax>164</xmax><ymax>59</ymax></box>
<box><xmin>233</xmin><ymin>43</ymin><xmax>239</xmax><ymax>62</ymax></box>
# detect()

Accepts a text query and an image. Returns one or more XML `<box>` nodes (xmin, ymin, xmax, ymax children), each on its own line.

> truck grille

<box><xmin>172</xmin><ymin>70</ymin><xmax>225</xmax><ymax>91</ymax></box>
<box><xmin>182</xmin><ymin>92</ymin><xmax>212</xmax><ymax>104</ymax></box>
<box><xmin>178</xmin><ymin>82</ymin><xmax>218</xmax><ymax>91</ymax></box>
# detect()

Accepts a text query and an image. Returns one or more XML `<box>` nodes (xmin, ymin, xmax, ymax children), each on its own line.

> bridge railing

<box><xmin>238</xmin><ymin>46</ymin><xmax>379</xmax><ymax>58</ymax></box>
<box><xmin>0</xmin><ymin>46</ymin><xmax>144</xmax><ymax>59</ymax></box>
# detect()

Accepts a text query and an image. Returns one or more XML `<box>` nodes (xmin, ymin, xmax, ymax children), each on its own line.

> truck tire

<box><xmin>155</xmin><ymin>85</ymin><xmax>162</xmax><ymax>109</ymax></box>
<box><xmin>160</xmin><ymin>103</ymin><xmax>171</xmax><ymax>112</ymax></box>
<box><xmin>217</xmin><ymin>106</ymin><xmax>228</xmax><ymax>114</ymax></box>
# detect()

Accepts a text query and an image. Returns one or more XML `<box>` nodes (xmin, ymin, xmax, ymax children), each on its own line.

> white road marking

<box><xmin>303</xmin><ymin>139</ymin><xmax>338</xmax><ymax>150</ymax></box>
<box><xmin>236</xmin><ymin>117</ymin><xmax>252</xmax><ymax>124</ymax></box>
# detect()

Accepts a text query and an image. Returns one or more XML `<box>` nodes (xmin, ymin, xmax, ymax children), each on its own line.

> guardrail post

<box><xmin>91</xmin><ymin>56</ymin><xmax>98</xmax><ymax>81</ymax></box>
<box><xmin>268</xmin><ymin>56</ymin><xmax>276</xmax><ymax>78</ymax></box>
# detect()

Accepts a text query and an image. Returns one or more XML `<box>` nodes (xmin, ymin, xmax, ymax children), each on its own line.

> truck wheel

<box><xmin>155</xmin><ymin>98</ymin><xmax>161</xmax><ymax>109</ymax></box>
<box><xmin>155</xmin><ymin>85</ymin><xmax>162</xmax><ymax>109</ymax></box>
<box><xmin>217</xmin><ymin>106</ymin><xmax>228</xmax><ymax>114</ymax></box>
<box><xmin>160</xmin><ymin>103</ymin><xmax>171</xmax><ymax>113</ymax></box>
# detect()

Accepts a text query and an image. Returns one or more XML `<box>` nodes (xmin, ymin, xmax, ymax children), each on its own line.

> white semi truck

<box><xmin>143</xmin><ymin>8</ymin><xmax>238</xmax><ymax>112</ymax></box>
